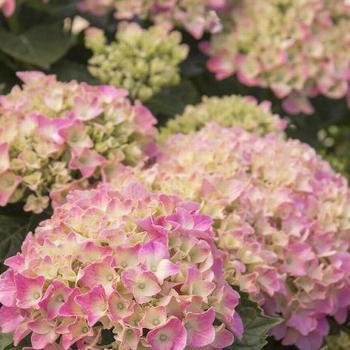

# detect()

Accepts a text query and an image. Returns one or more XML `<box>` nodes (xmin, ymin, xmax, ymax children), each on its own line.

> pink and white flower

<box><xmin>0</xmin><ymin>182</ymin><xmax>241</xmax><ymax>349</ymax></box>
<box><xmin>138</xmin><ymin>123</ymin><xmax>350</xmax><ymax>350</ymax></box>
<box><xmin>0</xmin><ymin>71</ymin><xmax>156</xmax><ymax>212</ymax></box>
<box><xmin>206</xmin><ymin>0</ymin><xmax>350</xmax><ymax>114</ymax></box>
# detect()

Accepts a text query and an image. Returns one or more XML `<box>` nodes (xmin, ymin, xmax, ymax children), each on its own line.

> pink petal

<box><xmin>0</xmin><ymin>171</ymin><xmax>22</xmax><ymax>206</ymax></box>
<box><xmin>181</xmin><ymin>267</ymin><xmax>215</xmax><ymax>300</ymax></box>
<box><xmin>207</xmin><ymin>56</ymin><xmax>235</xmax><ymax>80</ymax></box>
<box><xmin>121</xmin><ymin>268</ymin><xmax>161</xmax><ymax>304</ymax></box>
<box><xmin>140</xmin><ymin>241</ymin><xmax>169</xmax><ymax>263</ymax></box>
<box><xmin>75</xmin><ymin>285</ymin><xmax>107</xmax><ymax>326</ymax></box>
<box><xmin>211</xmin><ymin>324</ymin><xmax>234</xmax><ymax>349</ymax></box>
<box><xmin>0</xmin><ymin>269</ymin><xmax>16</xmax><ymax>306</ymax></box>
<box><xmin>134</xmin><ymin>102</ymin><xmax>157</xmax><ymax>136</ymax></box>
<box><xmin>2</xmin><ymin>0</ymin><xmax>15</xmax><ymax>17</ymax></box>
<box><xmin>72</xmin><ymin>95</ymin><xmax>103</xmax><ymax>121</ymax></box>
<box><xmin>59</xmin><ymin>120</ymin><xmax>93</xmax><ymax>149</ymax></box>
<box><xmin>69</xmin><ymin>148</ymin><xmax>105</xmax><ymax>178</ymax></box>
<box><xmin>78</xmin><ymin>258</ymin><xmax>116</xmax><ymax>295</ymax></box>
<box><xmin>58</xmin><ymin>288</ymin><xmax>84</xmax><ymax>317</ymax></box>
<box><xmin>113</xmin><ymin>245</ymin><xmax>141</xmax><ymax>270</ymax></box>
<box><xmin>14</xmin><ymin>321</ymin><xmax>31</xmax><ymax>346</ymax></box>
<box><xmin>146</xmin><ymin>316</ymin><xmax>187</xmax><ymax>350</ymax></box>
<box><xmin>286</xmin><ymin>312</ymin><xmax>317</xmax><ymax>336</ymax></box>
<box><xmin>108</xmin><ymin>292</ymin><xmax>135</xmax><ymax>321</ymax></box>
<box><xmin>0</xmin><ymin>143</ymin><xmax>10</xmax><ymax>174</ymax></box>
<box><xmin>38</xmin><ymin>280</ymin><xmax>72</xmax><ymax>320</ymax></box>
<box><xmin>141</xmin><ymin>306</ymin><xmax>167</xmax><ymax>329</ymax></box>
<box><xmin>31</xmin><ymin>332</ymin><xmax>59</xmax><ymax>350</ymax></box>
<box><xmin>0</xmin><ymin>306</ymin><xmax>24</xmax><ymax>333</ymax></box>
<box><xmin>155</xmin><ymin>259</ymin><xmax>180</xmax><ymax>282</ymax></box>
<box><xmin>29</xmin><ymin>319</ymin><xmax>58</xmax><ymax>350</ymax></box>
<box><xmin>15</xmin><ymin>274</ymin><xmax>45</xmax><ymax>309</ymax></box>
<box><xmin>34</xmin><ymin>114</ymin><xmax>70</xmax><ymax>145</ymax></box>
<box><xmin>98</xmin><ymin>85</ymin><xmax>129</xmax><ymax>101</ymax></box>
<box><xmin>4</xmin><ymin>254</ymin><xmax>25</xmax><ymax>272</ymax></box>
<box><xmin>185</xmin><ymin>308</ymin><xmax>216</xmax><ymax>347</ymax></box>
<box><xmin>61</xmin><ymin>318</ymin><xmax>93</xmax><ymax>350</ymax></box>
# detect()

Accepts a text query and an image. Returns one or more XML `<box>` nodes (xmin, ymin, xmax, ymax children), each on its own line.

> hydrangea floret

<box><xmin>0</xmin><ymin>182</ymin><xmax>243</xmax><ymax>349</ymax></box>
<box><xmin>0</xmin><ymin>0</ymin><xmax>15</xmax><ymax>16</ymax></box>
<box><xmin>206</xmin><ymin>0</ymin><xmax>350</xmax><ymax>114</ymax></box>
<box><xmin>78</xmin><ymin>0</ymin><xmax>113</xmax><ymax>16</ymax></box>
<box><xmin>137</xmin><ymin>123</ymin><xmax>350</xmax><ymax>350</ymax></box>
<box><xmin>114</xmin><ymin>0</ymin><xmax>229</xmax><ymax>39</ymax></box>
<box><xmin>0</xmin><ymin>71</ymin><xmax>156</xmax><ymax>213</ymax></box>
<box><xmin>159</xmin><ymin>95</ymin><xmax>286</xmax><ymax>141</ymax></box>
<box><xmin>80</xmin><ymin>0</ymin><xmax>229</xmax><ymax>39</ymax></box>
<box><xmin>86</xmin><ymin>23</ymin><xmax>189</xmax><ymax>101</ymax></box>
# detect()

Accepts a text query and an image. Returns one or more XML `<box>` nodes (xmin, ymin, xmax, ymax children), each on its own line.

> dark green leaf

<box><xmin>180</xmin><ymin>53</ymin><xmax>207</xmax><ymax>77</ymax></box>
<box><xmin>229</xmin><ymin>290</ymin><xmax>281</xmax><ymax>350</ymax></box>
<box><xmin>0</xmin><ymin>22</ymin><xmax>75</xmax><ymax>69</ymax></box>
<box><xmin>25</xmin><ymin>0</ymin><xmax>78</xmax><ymax>18</ymax></box>
<box><xmin>146</xmin><ymin>80</ymin><xmax>200</xmax><ymax>122</ymax></box>
<box><xmin>0</xmin><ymin>214</ymin><xmax>28</xmax><ymax>262</ymax></box>
<box><xmin>0</xmin><ymin>211</ymin><xmax>46</xmax><ymax>269</ymax></box>
<box><xmin>51</xmin><ymin>59</ymin><xmax>99</xmax><ymax>84</ymax></box>
<box><xmin>0</xmin><ymin>57</ymin><xmax>18</xmax><ymax>94</ymax></box>
<box><xmin>0</xmin><ymin>333</ymin><xmax>12</xmax><ymax>350</ymax></box>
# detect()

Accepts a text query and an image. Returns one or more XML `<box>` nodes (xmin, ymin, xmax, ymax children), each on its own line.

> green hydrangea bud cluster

<box><xmin>86</xmin><ymin>23</ymin><xmax>189</xmax><ymax>101</ymax></box>
<box><xmin>323</xmin><ymin>331</ymin><xmax>350</xmax><ymax>350</ymax></box>
<box><xmin>159</xmin><ymin>95</ymin><xmax>286</xmax><ymax>141</ymax></box>
<box><xmin>318</xmin><ymin>125</ymin><xmax>350</xmax><ymax>180</ymax></box>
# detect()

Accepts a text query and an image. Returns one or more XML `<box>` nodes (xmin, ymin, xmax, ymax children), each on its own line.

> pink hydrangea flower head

<box><xmin>137</xmin><ymin>123</ymin><xmax>350</xmax><ymax>350</ymax></box>
<box><xmin>0</xmin><ymin>71</ymin><xmax>157</xmax><ymax>212</ymax></box>
<box><xmin>79</xmin><ymin>0</ymin><xmax>230</xmax><ymax>38</ymax></box>
<box><xmin>0</xmin><ymin>182</ymin><xmax>241</xmax><ymax>349</ymax></box>
<box><xmin>207</xmin><ymin>0</ymin><xmax>350</xmax><ymax>114</ymax></box>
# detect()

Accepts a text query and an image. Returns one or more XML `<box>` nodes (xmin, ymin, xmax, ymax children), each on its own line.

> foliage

<box><xmin>230</xmin><ymin>290</ymin><xmax>281</xmax><ymax>350</ymax></box>
<box><xmin>0</xmin><ymin>207</ymin><xmax>49</xmax><ymax>272</ymax></box>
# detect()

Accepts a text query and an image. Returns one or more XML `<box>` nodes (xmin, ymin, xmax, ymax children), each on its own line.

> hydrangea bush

<box><xmin>0</xmin><ymin>182</ymin><xmax>243</xmax><ymax>349</ymax></box>
<box><xmin>86</xmin><ymin>23</ymin><xmax>189</xmax><ymax>101</ymax></box>
<box><xmin>134</xmin><ymin>123</ymin><xmax>350</xmax><ymax>350</ymax></box>
<box><xmin>0</xmin><ymin>71</ymin><xmax>156</xmax><ymax>213</ymax></box>
<box><xmin>206</xmin><ymin>0</ymin><xmax>350</xmax><ymax>114</ymax></box>
<box><xmin>80</xmin><ymin>0</ymin><xmax>229</xmax><ymax>39</ymax></box>
<box><xmin>1</xmin><ymin>0</ymin><xmax>350</xmax><ymax>349</ymax></box>
<box><xmin>159</xmin><ymin>95</ymin><xmax>285</xmax><ymax>141</ymax></box>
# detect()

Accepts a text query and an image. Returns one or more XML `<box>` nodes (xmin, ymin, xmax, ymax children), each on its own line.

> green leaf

<box><xmin>180</xmin><ymin>53</ymin><xmax>207</xmax><ymax>77</ymax></box>
<box><xmin>0</xmin><ymin>333</ymin><xmax>12</xmax><ymax>350</ymax></box>
<box><xmin>51</xmin><ymin>59</ymin><xmax>99</xmax><ymax>84</ymax></box>
<box><xmin>146</xmin><ymin>80</ymin><xmax>200</xmax><ymax>122</ymax></box>
<box><xmin>0</xmin><ymin>334</ymin><xmax>31</xmax><ymax>350</ymax></box>
<box><xmin>0</xmin><ymin>210</ymin><xmax>46</xmax><ymax>270</ymax></box>
<box><xmin>25</xmin><ymin>0</ymin><xmax>78</xmax><ymax>18</ymax></box>
<box><xmin>0</xmin><ymin>22</ymin><xmax>74</xmax><ymax>69</ymax></box>
<box><xmin>228</xmin><ymin>290</ymin><xmax>281</xmax><ymax>350</ymax></box>
<box><xmin>0</xmin><ymin>214</ymin><xmax>29</xmax><ymax>264</ymax></box>
<box><xmin>0</xmin><ymin>57</ymin><xmax>18</xmax><ymax>94</ymax></box>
